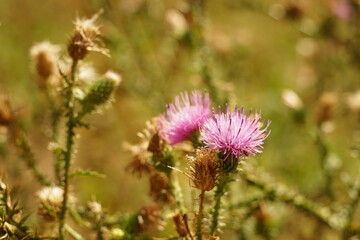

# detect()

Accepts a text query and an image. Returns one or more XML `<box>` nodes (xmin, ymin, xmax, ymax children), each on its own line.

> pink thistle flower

<box><xmin>200</xmin><ymin>106</ymin><xmax>270</xmax><ymax>161</ymax></box>
<box><xmin>159</xmin><ymin>91</ymin><xmax>212</xmax><ymax>145</ymax></box>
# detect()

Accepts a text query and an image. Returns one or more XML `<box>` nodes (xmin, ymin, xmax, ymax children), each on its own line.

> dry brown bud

<box><xmin>188</xmin><ymin>148</ymin><xmax>219</xmax><ymax>191</ymax></box>
<box><xmin>36</xmin><ymin>186</ymin><xmax>75</xmax><ymax>221</ymax></box>
<box><xmin>126</xmin><ymin>155</ymin><xmax>152</xmax><ymax>177</ymax></box>
<box><xmin>0</xmin><ymin>95</ymin><xmax>14</xmax><ymax>126</ymax></box>
<box><xmin>172</xmin><ymin>212</ymin><xmax>189</xmax><ymax>237</ymax></box>
<box><xmin>317</xmin><ymin>92</ymin><xmax>338</xmax><ymax>126</ymax></box>
<box><xmin>30</xmin><ymin>41</ymin><xmax>61</xmax><ymax>88</ymax></box>
<box><xmin>68</xmin><ymin>12</ymin><xmax>109</xmax><ymax>61</ymax></box>
<box><xmin>149</xmin><ymin>170</ymin><xmax>174</xmax><ymax>203</ymax></box>
<box><xmin>137</xmin><ymin>202</ymin><xmax>165</xmax><ymax>233</ymax></box>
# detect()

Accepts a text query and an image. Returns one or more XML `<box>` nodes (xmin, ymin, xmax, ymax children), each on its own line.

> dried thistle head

<box><xmin>36</xmin><ymin>186</ymin><xmax>74</xmax><ymax>221</ymax></box>
<box><xmin>137</xmin><ymin>202</ymin><xmax>165</xmax><ymax>233</ymax></box>
<box><xmin>68</xmin><ymin>11</ymin><xmax>109</xmax><ymax>61</ymax></box>
<box><xmin>125</xmin><ymin>118</ymin><xmax>162</xmax><ymax>177</ymax></box>
<box><xmin>126</xmin><ymin>155</ymin><xmax>152</xmax><ymax>177</ymax></box>
<box><xmin>317</xmin><ymin>92</ymin><xmax>338</xmax><ymax>129</ymax></box>
<box><xmin>172</xmin><ymin>212</ymin><xmax>189</xmax><ymax>237</ymax></box>
<box><xmin>0</xmin><ymin>95</ymin><xmax>14</xmax><ymax>126</ymax></box>
<box><xmin>149</xmin><ymin>170</ymin><xmax>174</xmax><ymax>203</ymax></box>
<box><xmin>188</xmin><ymin>148</ymin><xmax>219</xmax><ymax>191</ymax></box>
<box><xmin>30</xmin><ymin>41</ymin><xmax>61</xmax><ymax>88</ymax></box>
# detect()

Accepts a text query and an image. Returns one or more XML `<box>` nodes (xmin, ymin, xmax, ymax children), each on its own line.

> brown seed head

<box><xmin>317</xmin><ymin>92</ymin><xmax>338</xmax><ymax>126</ymax></box>
<box><xmin>149</xmin><ymin>170</ymin><xmax>174</xmax><ymax>203</ymax></box>
<box><xmin>36</xmin><ymin>186</ymin><xmax>64</xmax><ymax>221</ymax></box>
<box><xmin>68</xmin><ymin>12</ymin><xmax>109</xmax><ymax>60</ymax></box>
<box><xmin>126</xmin><ymin>155</ymin><xmax>152</xmax><ymax>177</ymax></box>
<box><xmin>188</xmin><ymin>148</ymin><xmax>219</xmax><ymax>191</ymax></box>
<box><xmin>137</xmin><ymin>202</ymin><xmax>165</xmax><ymax>233</ymax></box>
<box><xmin>30</xmin><ymin>41</ymin><xmax>61</xmax><ymax>88</ymax></box>
<box><xmin>172</xmin><ymin>212</ymin><xmax>189</xmax><ymax>237</ymax></box>
<box><xmin>0</xmin><ymin>95</ymin><xmax>14</xmax><ymax>126</ymax></box>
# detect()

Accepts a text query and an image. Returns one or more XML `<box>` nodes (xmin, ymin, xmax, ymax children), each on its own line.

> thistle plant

<box><xmin>4</xmin><ymin>1</ymin><xmax>360</xmax><ymax>240</ymax></box>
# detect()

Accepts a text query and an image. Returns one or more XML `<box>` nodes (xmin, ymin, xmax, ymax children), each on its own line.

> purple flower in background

<box><xmin>331</xmin><ymin>0</ymin><xmax>354</xmax><ymax>21</ymax></box>
<box><xmin>200</xmin><ymin>106</ymin><xmax>270</xmax><ymax>161</ymax></box>
<box><xmin>159</xmin><ymin>91</ymin><xmax>212</xmax><ymax>145</ymax></box>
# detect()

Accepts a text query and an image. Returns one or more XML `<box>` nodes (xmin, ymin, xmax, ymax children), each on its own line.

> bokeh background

<box><xmin>1</xmin><ymin>0</ymin><xmax>360</xmax><ymax>239</ymax></box>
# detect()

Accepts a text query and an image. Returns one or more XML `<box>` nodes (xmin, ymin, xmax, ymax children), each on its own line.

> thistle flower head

<box><xmin>200</xmin><ymin>106</ymin><xmax>270</xmax><ymax>162</ymax></box>
<box><xmin>30</xmin><ymin>41</ymin><xmax>61</xmax><ymax>87</ymax></box>
<box><xmin>68</xmin><ymin>11</ymin><xmax>109</xmax><ymax>60</ymax></box>
<box><xmin>137</xmin><ymin>202</ymin><xmax>165</xmax><ymax>233</ymax></box>
<box><xmin>188</xmin><ymin>148</ymin><xmax>219</xmax><ymax>191</ymax></box>
<box><xmin>158</xmin><ymin>91</ymin><xmax>211</xmax><ymax>145</ymax></box>
<box><xmin>36</xmin><ymin>186</ymin><xmax>64</xmax><ymax>221</ymax></box>
<box><xmin>0</xmin><ymin>95</ymin><xmax>13</xmax><ymax>126</ymax></box>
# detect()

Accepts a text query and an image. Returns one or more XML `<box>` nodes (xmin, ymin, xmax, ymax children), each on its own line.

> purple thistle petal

<box><xmin>158</xmin><ymin>91</ymin><xmax>212</xmax><ymax>145</ymax></box>
<box><xmin>200</xmin><ymin>106</ymin><xmax>270</xmax><ymax>160</ymax></box>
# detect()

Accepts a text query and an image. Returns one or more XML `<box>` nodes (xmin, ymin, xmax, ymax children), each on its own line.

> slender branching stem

<box><xmin>44</xmin><ymin>87</ymin><xmax>63</xmax><ymax>185</ymax></box>
<box><xmin>59</xmin><ymin>59</ymin><xmax>78</xmax><ymax>239</ymax></box>
<box><xmin>342</xmin><ymin>177</ymin><xmax>360</xmax><ymax>239</ymax></box>
<box><xmin>239</xmin><ymin>164</ymin><xmax>345</xmax><ymax>230</ymax></box>
<box><xmin>196</xmin><ymin>190</ymin><xmax>205</xmax><ymax>240</ymax></box>
<box><xmin>191</xmin><ymin>0</ymin><xmax>220</xmax><ymax>105</ymax></box>
<box><xmin>8</xmin><ymin>122</ymin><xmax>50</xmax><ymax>186</ymax></box>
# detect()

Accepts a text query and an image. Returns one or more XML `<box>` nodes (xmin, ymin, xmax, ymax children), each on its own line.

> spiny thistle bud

<box><xmin>0</xmin><ymin>95</ymin><xmax>14</xmax><ymax>126</ymax></box>
<box><xmin>81</xmin><ymin>73</ymin><xmax>120</xmax><ymax>112</ymax></box>
<box><xmin>68</xmin><ymin>11</ymin><xmax>109</xmax><ymax>61</ymax></box>
<box><xmin>30</xmin><ymin>41</ymin><xmax>61</xmax><ymax>88</ymax></box>
<box><xmin>188</xmin><ymin>148</ymin><xmax>219</xmax><ymax>191</ymax></box>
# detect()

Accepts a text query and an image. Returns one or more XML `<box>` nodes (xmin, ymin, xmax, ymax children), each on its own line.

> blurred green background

<box><xmin>1</xmin><ymin>0</ymin><xmax>360</xmax><ymax>239</ymax></box>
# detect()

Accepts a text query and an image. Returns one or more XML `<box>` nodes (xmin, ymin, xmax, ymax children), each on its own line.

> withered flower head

<box><xmin>30</xmin><ymin>41</ymin><xmax>61</xmax><ymax>88</ymax></box>
<box><xmin>125</xmin><ymin>155</ymin><xmax>152</xmax><ymax>177</ymax></box>
<box><xmin>188</xmin><ymin>148</ymin><xmax>219</xmax><ymax>191</ymax></box>
<box><xmin>149</xmin><ymin>170</ymin><xmax>174</xmax><ymax>203</ymax></box>
<box><xmin>68</xmin><ymin>11</ymin><xmax>109</xmax><ymax>61</ymax></box>
<box><xmin>36</xmin><ymin>186</ymin><xmax>75</xmax><ymax>221</ymax></box>
<box><xmin>0</xmin><ymin>95</ymin><xmax>14</xmax><ymax>126</ymax></box>
<box><xmin>137</xmin><ymin>202</ymin><xmax>165</xmax><ymax>233</ymax></box>
<box><xmin>317</xmin><ymin>92</ymin><xmax>338</xmax><ymax>126</ymax></box>
<box><xmin>125</xmin><ymin>118</ymin><xmax>162</xmax><ymax>177</ymax></box>
<box><xmin>172</xmin><ymin>212</ymin><xmax>189</xmax><ymax>237</ymax></box>
<box><xmin>36</xmin><ymin>186</ymin><xmax>64</xmax><ymax>221</ymax></box>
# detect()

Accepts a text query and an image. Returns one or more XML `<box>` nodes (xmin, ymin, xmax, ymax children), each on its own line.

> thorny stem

<box><xmin>8</xmin><ymin>122</ymin><xmax>50</xmax><ymax>186</ymax></box>
<box><xmin>44</xmin><ymin>87</ymin><xmax>63</xmax><ymax>185</ymax></box>
<box><xmin>315</xmin><ymin>128</ymin><xmax>333</xmax><ymax>199</ymax></box>
<box><xmin>342</xmin><ymin>177</ymin><xmax>360</xmax><ymax>239</ymax></box>
<box><xmin>170</xmin><ymin>172</ymin><xmax>185</xmax><ymax>214</ymax></box>
<box><xmin>59</xmin><ymin>59</ymin><xmax>78</xmax><ymax>239</ymax></box>
<box><xmin>196</xmin><ymin>190</ymin><xmax>205</xmax><ymax>240</ymax></box>
<box><xmin>239</xmin><ymin>163</ymin><xmax>346</xmax><ymax>231</ymax></box>
<box><xmin>210</xmin><ymin>173</ymin><xmax>230</xmax><ymax>236</ymax></box>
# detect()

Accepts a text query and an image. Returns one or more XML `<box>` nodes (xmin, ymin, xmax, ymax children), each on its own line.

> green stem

<box><xmin>44</xmin><ymin>87</ymin><xmax>63</xmax><ymax>185</ymax></box>
<box><xmin>210</xmin><ymin>173</ymin><xmax>230</xmax><ymax>236</ymax></box>
<box><xmin>315</xmin><ymin>128</ymin><xmax>333</xmax><ymax>199</ymax></box>
<box><xmin>239</xmin><ymin>163</ymin><xmax>345</xmax><ymax>230</ymax></box>
<box><xmin>59</xmin><ymin>59</ymin><xmax>78</xmax><ymax>239</ymax></box>
<box><xmin>342</xmin><ymin>178</ymin><xmax>360</xmax><ymax>239</ymax></box>
<box><xmin>196</xmin><ymin>190</ymin><xmax>205</xmax><ymax>240</ymax></box>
